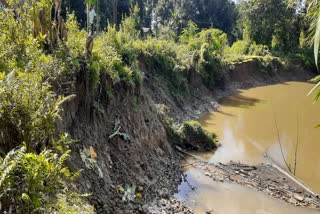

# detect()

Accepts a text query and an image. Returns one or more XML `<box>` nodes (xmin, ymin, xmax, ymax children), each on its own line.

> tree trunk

<box><xmin>112</xmin><ymin>0</ymin><xmax>118</xmax><ymax>25</ymax></box>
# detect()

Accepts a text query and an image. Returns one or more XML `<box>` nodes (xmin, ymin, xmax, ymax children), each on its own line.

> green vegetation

<box><xmin>0</xmin><ymin>74</ymin><xmax>61</xmax><ymax>154</ymax></box>
<box><xmin>238</xmin><ymin>0</ymin><xmax>300</xmax><ymax>53</ymax></box>
<box><xmin>0</xmin><ymin>1</ymin><xmax>94</xmax><ymax>212</ymax></box>
<box><xmin>178</xmin><ymin>121</ymin><xmax>218</xmax><ymax>151</ymax></box>
<box><xmin>0</xmin><ymin>145</ymin><xmax>94</xmax><ymax>214</ymax></box>
<box><xmin>159</xmin><ymin>109</ymin><xmax>218</xmax><ymax>151</ymax></box>
<box><xmin>0</xmin><ymin>73</ymin><xmax>94</xmax><ymax>212</ymax></box>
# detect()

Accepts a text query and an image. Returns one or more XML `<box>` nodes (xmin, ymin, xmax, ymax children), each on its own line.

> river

<box><xmin>176</xmin><ymin>81</ymin><xmax>320</xmax><ymax>213</ymax></box>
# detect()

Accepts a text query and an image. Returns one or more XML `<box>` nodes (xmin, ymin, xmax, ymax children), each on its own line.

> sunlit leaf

<box><xmin>308</xmin><ymin>79</ymin><xmax>320</xmax><ymax>95</ymax></box>
<box><xmin>314</xmin><ymin>4</ymin><xmax>320</xmax><ymax>68</ymax></box>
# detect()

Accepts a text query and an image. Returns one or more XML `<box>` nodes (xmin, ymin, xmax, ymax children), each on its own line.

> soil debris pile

<box><xmin>185</xmin><ymin>158</ymin><xmax>320</xmax><ymax>209</ymax></box>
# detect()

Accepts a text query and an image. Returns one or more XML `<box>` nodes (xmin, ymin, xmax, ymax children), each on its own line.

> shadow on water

<box><xmin>198</xmin><ymin>110</ymin><xmax>234</xmax><ymax>128</ymax></box>
<box><xmin>215</xmin><ymin>109</ymin><xmax>234</xmax><ymax>117</ymax></box>
<box><xmin>219</xmin><ymin>93</ymin><xmax>261</xmax><ymax>108</ymax></box>
<box><xmin>198</xmin><ymin>91</ymin><xmax>262</xmax><ymax>128</ymax></box>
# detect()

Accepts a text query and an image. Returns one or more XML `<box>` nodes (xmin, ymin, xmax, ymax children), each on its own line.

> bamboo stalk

<box><xmin>273</xmin><ymin>112</ymin><xmax>292</xmax><ymax>173</ymax></box>
<box><xmin>293</xmin><ymin>114</ymin><xmax>300</xmax><ymax>175</ymax></box>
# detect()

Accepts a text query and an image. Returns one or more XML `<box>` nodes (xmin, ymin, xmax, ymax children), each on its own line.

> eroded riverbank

<box><xmin>175</xmin><ymin>81</ymin><xmax>320</xmax><ymax>213</ymax></box>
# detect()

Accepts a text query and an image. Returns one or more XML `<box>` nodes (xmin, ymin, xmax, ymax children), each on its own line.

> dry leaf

<box><xmin>90</xmin><ymin>146</ymin><xmax>97</xmax><ymax>159</ymax></box>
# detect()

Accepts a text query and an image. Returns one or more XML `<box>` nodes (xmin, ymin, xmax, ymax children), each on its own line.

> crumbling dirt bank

<box><xmin>145</xmin><ymin>59</ymin><xmax>315</xmax><ymax>123</ymax></box>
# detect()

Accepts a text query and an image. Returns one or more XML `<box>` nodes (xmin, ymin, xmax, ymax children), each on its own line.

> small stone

<box><xmin>294</xmin><ymin>194</ymin><xmax>304</xmax><ymax>202</ymax></box>
<box><xmin>138</xmin><ymin>186</ymin><xmax>144</xmax><ymax>192</ymax></box>
<box><xmin>288</xmin><ymin>197</ymin><xmax>297</xmax><ymax>204</ymax></box>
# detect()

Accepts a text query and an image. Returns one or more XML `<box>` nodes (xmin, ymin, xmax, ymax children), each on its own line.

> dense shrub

<box><xmin>287</xmin><ymin>48</ymin><xmax>317</xmax><ymax>71</ymax></box>
<box><xmin>187</xmin><ymin>29</ymin><xmax>228</xmax><ymax>56</ymax></box>
<box><xmin>133</xmin><ymin>38</ymin><xmax>189</xmax><ymax>93</ymax></box>
<box><xmin>181</xmin><ymin>22</ymin><xmax>228</xmax><ymax>55</ymax></box>
<box><xmin>178</xmin><ymin>121</ymin><xmax>218</xmax><ymax>151</ymax></box>
<box><xmin>226</xmin><ymin>40</ymin><xmax>269</xmax><ymax>56</ymax></box>
<box><xmin>0</xmin><ymin>145</ymin><xmax>94</xmax><ymax>214</ymax></box>
<box><xmin>65</xmin><ymin>13</ymin><xmax>87</xmax><ymax>60</ymax></box>
<box><xmin>90</xmin><ymin>43</ymin><xmax>140</xmax><ymax>87</ymax></box>
<box><xmin>179</xmin><ymin>24</ymin><xmax>228</xmax><ymax>89</ymax></box>
<box><xmin>195</xmin><ymin>43</ymin><xmax>225</xmax><ymax>89</ymax></box>
<box><xmin>0</xmin><ymin>0</ymin><xmax>34</xmax><ymax>72</ymax></box>
<box><xmin>0</xmin><ymin>73</ymin><xmax>95</xmax><ymax>213</ymax></box>
<box><xmin>179</xmin><ymin>21</ymin><xmax>199</xmax><ymax>44</ymax></box>
<box><xmin>226</xmin><ymin>40</ymin><xmax>251</xmax><ymax>55</ymax></box>
<box><xmin>156</xmin><ymin>24</ymin><xmax>177</xmax><ymax>41</ymax></box>
<box><xmin>88</xmin><ymin>13</ymin><xmax>142</xmax><ymax>88</ymax></box>
<box><xmin>158</xmin><ymin>109</ymin><xmax>218</xmax><ymax>152</ymax></box>
<box><xmin>249</xmin><ymin>42</ymin><xmax>270</xmax><ymax>56</ymax></box>
<box><xmin>0</xmin><ymin>73</ymin><xmax>63</xmax><ymax>154</ymax></box>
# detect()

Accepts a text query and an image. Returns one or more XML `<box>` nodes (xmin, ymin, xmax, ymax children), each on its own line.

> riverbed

<box><xmin>177</xmin><ymin>81</ymin><xmax>320</xmax><ymax>213</ymax></box>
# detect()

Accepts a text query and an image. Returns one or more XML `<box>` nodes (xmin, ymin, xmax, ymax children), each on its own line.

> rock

<box><xmin>288</xmin><ymin>197</ymin><xmax>297</xmax><ymax>204</ymax></box>
<box><xmin>205</xmin><ymin>172</ymin><xmax>211</xmax><ymax>176</ymax></box>
<box><xmin>294</xmin><ymin>194</ymin><xmax>304</xmax><ymax>202</ymax></box>
<box><xmin>156</xmin><ymin>148</ymin><xmax>165</xmax><ymax>157</ymax></box>
<box><xmin>138</xmin><ymin>186</ymin><xmax>144</xmax><ymax>192</ymax></box>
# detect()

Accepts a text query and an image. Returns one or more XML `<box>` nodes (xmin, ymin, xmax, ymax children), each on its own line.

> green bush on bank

<box><xmin>0</xmin><ymin>73</ymin><xmax>94</xmax><ymax>213</ymax></box>
<box><xmin>0</xmin><ymin>145</ymin><xmax>94</xmax><ymax>214</ymax></box>
<box><xmin>0</xmin><ymin>73</ymin><xmax>62</xmax><ymax>154</ymax></box>
<box><xmin>133</xmin><ymin>38</ymin><xmax>189</xmax><ymax>94</ymax></box>
<box><xmin>160</xmin><ymin>112</ymin><xmax>218</xmax><ymax>151</ymax></box>
<box><xmin>178</xmin><ymin>121</ymin><xmax>218</xmax><ymax>151</ymax></box>
<box><xmin>179</xmin><ymin>22</ymin><xmax>227</xmax><ymax>89</ymax></box>
<box><xmin>92</xmin><ymin>34</ymin><xmax>141</xmax><ymax>87</ymax></box>
<box><xmin>225</xmin><ymin>40</ymin><xmax>270</xmax><ymax>57</ymax></box>
<box><xmin>88</xmin><ymin>12</ymin><xmax>142</xmax><ymax>89</ymax></box>
<box><xmin>0</xmin><ymin>2</ymin><xmax>94</xmax><ymax>210</ymax></box>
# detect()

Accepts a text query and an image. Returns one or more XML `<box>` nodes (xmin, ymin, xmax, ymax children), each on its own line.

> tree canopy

<box><xmin>237</xmin><ymin>0</ymin><xmax>301</xmax><ymax>52</ymax></box>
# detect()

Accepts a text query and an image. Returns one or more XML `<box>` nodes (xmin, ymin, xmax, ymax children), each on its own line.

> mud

<box><xmin>143</xmin><ymin>197</ymin><xmax>193</xmax><ymax>214</ymax></box>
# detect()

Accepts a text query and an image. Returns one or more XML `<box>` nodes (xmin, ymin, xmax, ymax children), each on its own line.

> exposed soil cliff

<box><xmin>56</xmin><ymin>68</ymin><xmax>183</xmax><ymax>213</ymax></box>
<box><xmin>145</xmin><ymin>57</ymin><xmax>314</xmax><ymax>123</ymax></box>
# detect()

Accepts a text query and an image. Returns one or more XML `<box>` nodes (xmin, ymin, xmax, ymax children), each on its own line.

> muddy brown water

<box><xmin>177</xmin><ymin>81</ymin><xmax>320</xmax><ymax>213</ymax></box>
